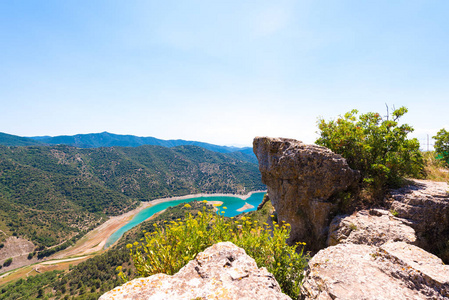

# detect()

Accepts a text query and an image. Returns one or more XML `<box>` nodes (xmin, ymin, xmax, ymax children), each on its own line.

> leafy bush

<box><xmin>433</xmin><ymin>128</ymin><xmax>449</xmax><ymax>166</ymax></box>
<box><xmin>122</xmin><ymin>205</ymin><xmax>309</xmax><ymax>299</ymax></box>
<box><xmin>3</xmin><ymin>257</ymin><xmax>13</xmax><ymax>267</ymax></box>
<box><xmin>316</xmin><ymin>107</ymin><xmax>424</xmax><ymax>191</ymax></box>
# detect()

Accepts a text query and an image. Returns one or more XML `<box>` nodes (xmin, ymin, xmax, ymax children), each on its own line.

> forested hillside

<box><xmin>0</xmin><ymin>144</ymin><xmax>263</xmax><ymax>250</ymax></box>
<box><xmin>29</xmin><ymin>131</ymin><xmax>249</xmax><ymax>154</ymax></box>
<box><xmin>0</xmin><ymin>200</ymin><xmax>273</xmax><ymax>300</ymax></box>
<box><xmin>0</xmin><ymin>132</ymin><xmax>44</xmax><ymax>147</ymax></box>
<box><xmin>0</xmin><ymin>132</ymin><xmax>256</xmax><ymax>163</ymax></box>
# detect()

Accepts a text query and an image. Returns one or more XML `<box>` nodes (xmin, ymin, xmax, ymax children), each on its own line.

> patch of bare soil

<box><xmin>0</xmin><ymin>237</ymin><xmax>36</xmax><ymax>273</ymax></box>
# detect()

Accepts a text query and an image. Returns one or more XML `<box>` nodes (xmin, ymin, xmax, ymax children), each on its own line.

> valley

<box><xmin>0</xmin><ymin>139</ymin><xmax>265</xmax><ymax>298</ymax></box>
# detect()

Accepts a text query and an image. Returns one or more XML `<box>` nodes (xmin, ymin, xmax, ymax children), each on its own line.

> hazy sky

<box><xmin>1</xmin><ymin>1</ymin><xmax>448</xmax><ymax>148</ymax></box>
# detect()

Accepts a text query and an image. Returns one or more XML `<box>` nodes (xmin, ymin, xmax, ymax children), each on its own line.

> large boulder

<box><xmin>99</xmin><ymin>242</ymin><xmax>291</xmax><ymax>300</ymax></box>
<box><xmin>301</xmin><ymin>242</ymin><xmax>449</xmax><ymax>299</ymax></box>
<box><xmin>327</xmin><ymin>209</ymin><xmax>416</xmax><ymax>247</ymax></box>
<box><xmin>389</xmin><ymin>179</ymin><xmax>449</xmax><ymax>262</ymax></box>
<box><xmin>253</xmin><ymin>137</ymin><xmax>359</xmax><ymax>251</ymax></box>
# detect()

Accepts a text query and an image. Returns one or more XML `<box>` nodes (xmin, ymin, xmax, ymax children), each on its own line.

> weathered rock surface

<box><xmin>389</xmin><ymin>179</ymin><xmax>449</xmax><ymax>261</ymax></box>
<box><xmin>99</xmin><ymin>242</ymin><xmax>291</xmax><ymax>300</ymax></box>
<box><xmin>253</xmin><ymin>137</ymin><xmax>359</xmax><ymax>251</ymax></box>
<box><xmin>0</xmin><ymin>236</ymin><xmax>35</xmax><ymax>272</ymax></box>
<box><xmin>301</xmin><ymin>242</ymin><xmax>449</xmax><ymax>300</ymax></box>
<box><xmin>327</xmin><ymin>209</ymin><xmax>416</xmax><ymax>247</ymax></box>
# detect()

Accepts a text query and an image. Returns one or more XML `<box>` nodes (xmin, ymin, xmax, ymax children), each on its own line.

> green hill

<box><xmin>0</xmin><ymin>200</ymin><xmax>273</xmax><ymax>300</ymax></box>
<box><xmin>0</xmin><ymin>132</ymin><xmax>44</xmax><ymax>147</ymax></box>
<box><xmin>1</xmin><ymin>131</ymin><xmax>257</xmax><ymax>163</ymax></box>
<box><xmin>0</xmin><ymin>144</ymin><xmax>263</xmax><ymax>250</ymax></box>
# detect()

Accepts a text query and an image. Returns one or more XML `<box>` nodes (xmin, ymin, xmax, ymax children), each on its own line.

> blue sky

<box><xmin>1</xmin><ymin>1</ymin><xmax>448</xmax><ymax>148</ymax></box>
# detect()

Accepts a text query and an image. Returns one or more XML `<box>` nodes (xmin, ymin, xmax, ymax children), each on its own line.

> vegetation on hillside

<box><xmin>0</xmin><ymin>144</ymin><xmax>263</xmax><ymax>257</ymax></box>
<box><xmin>0</xmin><ymin>202</ymin><xmax>221</xmax><ymax>299</ymax></box>
<box><xmin>1</xmin><ymin>132</ymin><xmax>257</xmax><ymax>163</ymax></box>
<box><xmin>0</xmin><ymin>200</ymin><xmax>282</xmax><ymax>299</ymax></box>
<box><xmin>316</xmin><ymin>107</ymin><xmax>424</xmax><ymax>197</ymax></box>
<box><xmin>123</xmin><ymin>203</ymin><xmax>308</xmax><ymax>299</ymax></box>
<box><xmin>0</xmin><ymin>132</ymin><xmax>44</xmax><ymax>147</ymax></box>
<box><xmin>422</xmin><ymin>151</ymin><xmax>449</xmax><ymax>182</ymax></box>
<box><xmin>0</xmin><ymin>270</ymin><xmax>62</xmax><ymax>300</ymax></box>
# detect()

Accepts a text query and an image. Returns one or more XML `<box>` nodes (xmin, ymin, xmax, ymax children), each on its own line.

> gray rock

<box><xmin>253</xmin><ymin>137</ymin><xmax>359</xmax><ymax>251</ymax></box>
<box><xmin>327</xmin><ymin>209</ymin><xmax>416</xmax><ymax>247</ymax></box>
<box><xmin>301</xmin><ymin>242</ymin><xmax>449</xmax><ymax>300</ymax></box>
<box><xmin>99</xmin><ymin>242</ymin><xmax>291</xmax><ymax>300</ymax></box>
<box><xmin>389</xmin><ymin>179</ymin><xmax>449</xmax><ymax>261</ymax></box>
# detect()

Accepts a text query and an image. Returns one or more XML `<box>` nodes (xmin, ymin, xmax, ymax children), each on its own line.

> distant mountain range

<box><xmin>0</xmin><ymin>131</ymin><xmax>257</xmax><ymax>163</ymax></box>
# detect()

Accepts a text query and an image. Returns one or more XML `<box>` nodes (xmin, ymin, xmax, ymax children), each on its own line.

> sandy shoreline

<box><xmin>146</xmin><ymin>190</ymin><xmax>266</xmax><ymax>206</ymax></box>
<box><xmin>237</xmin><ymin>202</ymin><xmax>255</xmax><ymax>212</ymax></box>
<box><xmin>54</xmin><ymin>190</ymin><xmax>266</xmax><ymax>258</ymax></box>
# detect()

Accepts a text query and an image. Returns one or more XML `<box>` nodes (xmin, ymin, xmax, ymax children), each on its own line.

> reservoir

<box><xmin>104</xmin><ymin>192</ymin><xmax>266</xmax><ymax>248</ymax></box>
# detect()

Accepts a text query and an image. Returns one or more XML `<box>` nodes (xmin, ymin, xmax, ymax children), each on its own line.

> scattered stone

<box><xmin>253</xmin><ymin>137</ymin><xmax>359</xmax><ymax>251</ymax></box>
<box><xmin>327</xmin><ymin>209</ymin><xmax>416</xmax><ymax>247</ymax></box>
<box><xmin>301</xmin><ymin>242</ymin><xmax>449</xmax><ymax>300</ymax></box>
<box><xmin>99</xmin><ymin>242</ymin><xmax>291</xmax><ymax>300</ymax></box>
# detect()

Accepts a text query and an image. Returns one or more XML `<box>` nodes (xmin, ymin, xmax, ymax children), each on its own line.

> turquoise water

<box><xmin>104</xmin><ymin>192</ymin><xmax>265</xmax><ymax>248</ymax></box>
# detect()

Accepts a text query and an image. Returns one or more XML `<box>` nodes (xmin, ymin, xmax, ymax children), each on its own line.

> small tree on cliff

<box><xmin>316</xmin><ymin>106</ymin><xmax>424</xmax><ymax>191</ymax></box>
<box><xmin>433</xmin><ymin>128</ymin><xmax>449</xmax><ymax>166</ymax></box>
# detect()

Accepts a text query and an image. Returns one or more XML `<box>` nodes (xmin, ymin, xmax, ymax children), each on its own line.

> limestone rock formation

<box><xmin>389</xmin><ymin>179</ymin><xmax>449</xmax><ymax>261</ymax></box>
<box><xmin>253</xmin><ymin>137</ymin><xmax>359</xmax><ymax>251</ymax></box>
<box><xmin>301</xmin><ymin>242</ymin><xmax>449</xmax><ymax>299</ymax></box>
<box><xmin>327</xmin><ymin>209</ymin><xmax>416</xmax><ymax>247</ymax></box>
<box><xmin>99</xmin><ymin>242</ymin><xmax>291</xmax><ymax>300</ymax></box>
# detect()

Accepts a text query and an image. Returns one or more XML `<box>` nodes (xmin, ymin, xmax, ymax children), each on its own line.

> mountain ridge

<box><xmin>27</xmin><ymin>131</ymin><xmax>249</xmax><ymax>152</ymax></box>
<box><xmin>0</xmin><ymin>131</ymin><xmax>257</xmax><ymax>163</ymax></box>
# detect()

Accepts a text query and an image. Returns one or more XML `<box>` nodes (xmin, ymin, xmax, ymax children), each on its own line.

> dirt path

<box><xmin>40</xmin><ymin>256</ymin><xmax>88</xmax><ymax>265</ymax></box>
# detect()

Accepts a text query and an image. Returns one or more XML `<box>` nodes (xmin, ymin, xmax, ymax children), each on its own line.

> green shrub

<box><xmin>121</xmin><ymin>204</ymin><xmax>309</xmax><ymax>299</ymax></box>
<box><xmin>3</xmin><ymin>257</ymin><xmax>13</xmax><ymax>267</ymax></box>
<box><xmin>433</xmin><ymin>128</ymin><xmax>449</xmax><ymax>166</ymax></box>
<box><xmin>316</xmin><ymin>107</ymin><xmax>424</xmax><ymax>191</ymax></box>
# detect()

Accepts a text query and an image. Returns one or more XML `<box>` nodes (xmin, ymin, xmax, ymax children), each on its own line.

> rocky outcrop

<box><xmin>0</xmin><ymin>236</ymin><xmax>35</xmax><ymax>272</ymax></box>
<box><xmin>301</xmin><ymin>242</ymin><xmax>449</xmax><ymax>299</ymax></box>
<box><xmin>327</xmin><ymin>209</ymin><xmax>416</xmax><ymax>247</ymax></box>
<box><xmin>99</xmin><ymin>242</ymin><xmax>291</xmax><ymax>300</ymax></box>
<box><xmin>389</xmin><ymin>179</ymin><xmax>449</xmax><ymax>261</ymax></box>
<box><xmin>253</xmin><ymin>137</ymin><xmax>449</xmax><ymax>299</ymax></box>
<box><xmin>253</xmin><ymin>137</ymin><xmax>359</xmax><ymax>251</ymax></box>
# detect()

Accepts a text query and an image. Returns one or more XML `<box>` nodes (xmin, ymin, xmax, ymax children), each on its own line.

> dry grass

<box><xmin>423</xmin><ymin>151</ymin><xmax>449</xmax><ymax>182</ymax></box>
<box><xmin>0</xmin><ymin>256</ymin><xmax>89</xmax><ymax>287</ymax></box>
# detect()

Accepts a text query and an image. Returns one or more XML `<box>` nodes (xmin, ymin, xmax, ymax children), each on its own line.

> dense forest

<box><xmin>0</xmin><ymin>144</ymin><xmax>264</xmax><ymax>251</ymax></box>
